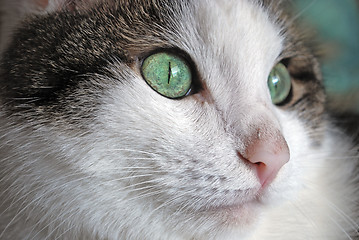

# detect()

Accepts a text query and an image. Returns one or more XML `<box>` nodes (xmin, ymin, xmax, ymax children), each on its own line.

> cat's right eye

<box><xmin>141</xmin><ymin>52</ymin><xmax>192</xmax><ymax>99</ymax></box>
<box><xmin>267</xmin><ymin>62</ymin><xmax>292</xmax><ymax>105</ymax></box>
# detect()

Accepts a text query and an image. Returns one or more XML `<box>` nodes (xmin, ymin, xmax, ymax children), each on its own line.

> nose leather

<box><xmin>240</xmin><ymin>133</ymin><xmax>290</xmax><ymax>188</ymax></box>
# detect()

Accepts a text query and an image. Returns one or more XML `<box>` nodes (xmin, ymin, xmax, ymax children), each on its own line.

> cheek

<box><xmin>268</xmin><ymin>109</ymin><xmax>318</xmax><ymax>199</ymax></box>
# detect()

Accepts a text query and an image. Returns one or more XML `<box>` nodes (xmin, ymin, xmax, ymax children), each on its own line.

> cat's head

<box><xmin>0</xmin><ymin>0</ymin><xmax>326</xmax><ymax>239</ymax></box>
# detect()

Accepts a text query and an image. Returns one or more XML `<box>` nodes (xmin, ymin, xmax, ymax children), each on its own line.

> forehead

<box><xmin>168</xmin><ymin>0</ymin><xmax>284</xmax><ymax>98</ymax></box>
<box><xmin>159</xmin><ymin>0</ymin><xmax>283</xmax><ymax>62</ymax></box>
<box><xmin>90</xmin><ymin>0</ymin><xmax>283</xmax><ymax>67</ymax></box>
<box><xmin>191</xmin><ymin>0</ymin><xmax>283</xmax><ymax>54</ymax></box>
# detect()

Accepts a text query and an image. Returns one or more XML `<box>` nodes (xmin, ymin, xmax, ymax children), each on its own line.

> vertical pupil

<box><xmin>168</xmin><ymin>62</ymin><xmax>171</xmax><ymax>84</ymax></box>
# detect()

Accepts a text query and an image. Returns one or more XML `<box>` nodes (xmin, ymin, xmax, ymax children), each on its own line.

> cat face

<box><xmin>0</xmin><ymin>0</ymin><xmax>327</xmax><ymax>239</ymax></box>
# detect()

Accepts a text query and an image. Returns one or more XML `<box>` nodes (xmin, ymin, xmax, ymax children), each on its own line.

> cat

<box><xmin>0</xmin><ymin>0</ymin><xmax>358</xmax><ymax>239</ymax></box>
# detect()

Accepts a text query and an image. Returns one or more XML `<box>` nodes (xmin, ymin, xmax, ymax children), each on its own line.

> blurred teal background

<box><xmin>294</xmin><ymin>0</ymin><xmax>359</xmax><ymax>113</ymax></box>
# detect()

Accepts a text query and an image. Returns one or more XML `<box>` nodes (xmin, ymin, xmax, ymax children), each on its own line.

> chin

<box><xmin>189</xmin><ymin>179</ymin><xmax>292</xmax><ymax>239</ymax></box>
<box><xmin>176</xmin><ymin>199</ymin><xmax>264</xmax><ymax>240</ymax></box>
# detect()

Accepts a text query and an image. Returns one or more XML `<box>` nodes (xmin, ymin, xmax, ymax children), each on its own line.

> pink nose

<box><xmin>240</xmin><ymin>139</ymin><xmax>290</xmax><ymax>188</ymax></box>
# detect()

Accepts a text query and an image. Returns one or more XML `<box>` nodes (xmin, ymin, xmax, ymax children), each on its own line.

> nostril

<box><xmin>254</xmin><ymin>161</ymin><xmax>276</xmax><ymax>187</ymax></box>
<box><xmin>238</xmin><ymin>139</ymin><xmax>290</xmax><ymax>188</ymax></box>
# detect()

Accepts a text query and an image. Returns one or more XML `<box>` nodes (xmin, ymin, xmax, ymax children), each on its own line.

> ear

<box><xmin>0</xmin><ymin>0</ymin><xmax>45</xmax><ymax>52</ymax></box>
<box><xmin>0</xmin><ymin>0</ymin><xmax>52</xmax><ymax>16</ymax></box>
<box><xmin>44</xmin><ymin>0</ymin><xmax>100</xmax><ymax>12</ymax></box>
<box><xmin>33</xmin><ymin>0</ymin><xmax>50</xmax><ymax>9</ymax></box>
<box><xmin>0</xmin><ymin>0</ymin><xmax>96</xmax><ymax>14</ymax></box>
<box><xmin>0</xmin><ymin>0</ymin><xmax>100</xmax><ymax>53</ymax></box>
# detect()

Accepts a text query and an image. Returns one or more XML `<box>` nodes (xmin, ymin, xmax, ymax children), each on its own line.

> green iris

<box><xmin>267</xmin><ymin>63</ymin><xmax>292</xmax><ymax>105</ymax></box>
<box><xmin>141</xmin><ymin>52</ymin><xmax>192</xmax><ymax>98</ymax></box>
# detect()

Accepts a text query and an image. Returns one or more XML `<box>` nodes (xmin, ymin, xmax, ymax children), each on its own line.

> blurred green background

<box><xmin>294</xmin><ymin>0</ymin><xmax>359</xmax><ymax>113</ymax></box>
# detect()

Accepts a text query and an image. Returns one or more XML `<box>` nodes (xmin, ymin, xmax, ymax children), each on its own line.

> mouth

<box><xmin>204</xmin><ymin>200</ymin><xmax>264</xmax><ymax>234</ymax></box>
<box><xmin>199</xmin><ymin>188</ymin><xmax>266</xmax><ymax>227</ymax></box>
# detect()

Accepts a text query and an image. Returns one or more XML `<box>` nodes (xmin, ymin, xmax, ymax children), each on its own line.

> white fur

<box><xmin>0</xmin><ymin>0</ymin><xmax>358</xmax><ymax>239</ymax></box>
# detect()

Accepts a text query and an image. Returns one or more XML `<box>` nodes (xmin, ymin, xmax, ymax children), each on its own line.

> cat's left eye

<box><xmin>267</xmin><ymin>63</ymin><xmax>292</xmax><ymax>105</ymax></box>
<box><xmin>141</xmin><ymin>52</ymin><xmax>192</xmax><ymax>99</ymax></box>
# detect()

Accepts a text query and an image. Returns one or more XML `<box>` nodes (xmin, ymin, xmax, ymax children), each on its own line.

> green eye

<box><xmin>141</xmin><ymin>52</ymin><xmax>192</xmax><ymax>99</ymax></box>
<box><xmin>267</xmin><ymin>63</ymin><xmax>292</xmax><ymax>105</ymax></box>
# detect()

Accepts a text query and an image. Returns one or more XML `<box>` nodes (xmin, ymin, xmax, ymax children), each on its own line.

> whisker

<box><xmin>105</xmin><ymin>148</ymin><xmax>161</xmax><ymax>157</ymax></box>
<box><xmin>53</xmin><ymin>224</ymin><xmax>76</xmax><ymax>240</ymax></box>
<box><xmin>146</xmin><ymin>188</ymin><xmax>197</xmax><ymax>220</ymax></box>
<box><xmin>121</xmin><ymin>188</ymin><xmax>164</xmax><ymax>205</ymax></box>
<box><xmin>28</xmin><ymin>201</ymin><xmax>80</xmax><ymax>240</ymax></box>
<box><xmin>287</xmin><ymin>200</ymin><xmax>320</xmax><ymax>231</ymax></box>
<box><xmin>303</xmin><ymin>183</ymin><xmax>359</xmax><ymax>236</ymax></box>
<box><xmin>328</xmin><ymin>215</ymin><xmax>354</xmax><ymax>240</ymax></box>
<box><xmin>0</xmin><ymin>169</ymin><xmax>167</xmax><ymax>219</ymax></box>
<box><xmin>0</xmin><ymin>173</ymin><xmax>93</xmax><ymax>218</ymax></box>
<box><xmin>305</xmin><ymin>180</ymin><xmax>359</xmax><ymax>214</ymax></box>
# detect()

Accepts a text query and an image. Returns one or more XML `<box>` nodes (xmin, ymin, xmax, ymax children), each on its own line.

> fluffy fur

<box><xmin>0</xmin><ymin>0</ymin><xmax>358</xmax><ymax>239</ymax></box>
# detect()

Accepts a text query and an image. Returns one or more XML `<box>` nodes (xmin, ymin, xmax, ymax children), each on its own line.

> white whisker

<box><xmin>302</xmin><ymin>182</ymin><xmax>359</xmax><ymax>237</ymax></box>
<box><xmin>328</xmin><ymin>215</ymin><xmax>354</xmax><ymax>240</ymax></box>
